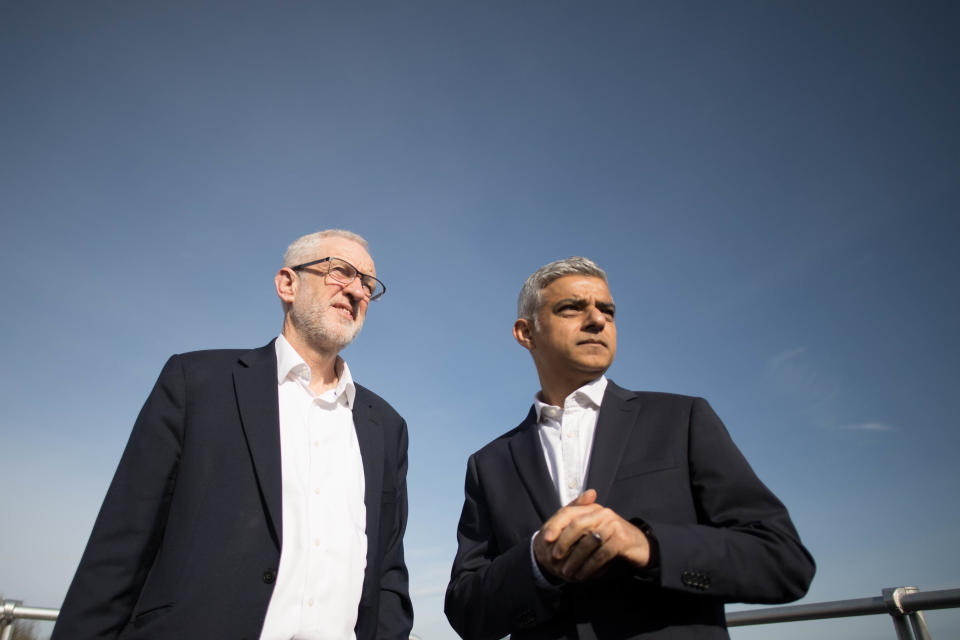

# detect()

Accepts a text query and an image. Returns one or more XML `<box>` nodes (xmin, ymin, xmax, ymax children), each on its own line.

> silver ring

<box><xmin>590</xmin><ymin>531</ymin><xmax>603</xmax><ymax>544</ymax></box>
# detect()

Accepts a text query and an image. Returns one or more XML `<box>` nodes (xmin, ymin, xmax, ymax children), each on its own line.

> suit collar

<box><xmin>509</xmin><ymin>407</ymin><xmax>562</xmax><ymax>521</ymax></box>
<box><xmin>533</xmin><ymin>375</ymin><xmax>607</xmax><ymax>423</ymax></box>
<box><xmin>584</xmin><ymin>380</ymin><xmax>642</xmax><ymax>502</ymax></box>
<box><xmin>274</xmin><ymin>334</ymin><xmax>357</xmax><ymax>408</ymax></box>
<box><xmin>234</xmin><ymin>341</ymin><xmax>284</xmax><ymax>547</ymax></box>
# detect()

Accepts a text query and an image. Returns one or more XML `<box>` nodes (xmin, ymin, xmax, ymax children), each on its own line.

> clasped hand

<box><xmin>533</xmin><ymin>489</ymin><xmax>650</xmax><ymax>583</ymax></box>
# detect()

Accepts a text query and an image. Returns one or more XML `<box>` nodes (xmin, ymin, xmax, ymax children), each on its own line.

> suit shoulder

<box><xmin>355</xmin><ymin>383</ymin><xmax>404</xmax><ymax>424</ymax></box>
<box><xmin>154</xmin><ymin>343</ymin><xmax>276</xmax><ymax>382</ymax></box>
<box><xmin>467</xmin><ymin>415</ymin><xmax>531</xmax><ymax>463</ymax></box>
<box><xmin>174</xmin><ymin>347</ymin><xmax>251</xmax><ymax>362</ymax></box>
<box><xmin>632</xmin><ymin>390</ymin><xmax>699</xmax><ymax>405</ymax></box>
<box><xmin>607</xmin><ymin>381</ymin><xmax>699</xmax><ymax>406</ymax></box>
<box><xmin>168</xmin><ymin>347</ymin><xmax>259</xmax><ymax>372</ymax></box>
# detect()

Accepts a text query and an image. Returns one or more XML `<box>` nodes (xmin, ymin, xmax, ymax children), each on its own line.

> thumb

<box><xmin>569</xmin><ymin>488</ymin><xmax>597</xmax><ymax>507</ymax></box>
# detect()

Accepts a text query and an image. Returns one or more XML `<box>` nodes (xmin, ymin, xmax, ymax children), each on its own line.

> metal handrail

<box><xmin>726</xmin><ymin>586</ymin><xmax>960</xmax><ymax>640</ymax></box>
<box><xmin>0</xmin><ymin>600</ymin><xmax>59</xmax><ymax>640</ymax></box>
<box><xmin>2</xmin><ymin>587</ymin><xmax>958</xmax><ymax>640</ymax></box>
<box><xmin>0</xmin><ymin>599</ymin><xmax>424</xmax><ymax>640</ymax></box>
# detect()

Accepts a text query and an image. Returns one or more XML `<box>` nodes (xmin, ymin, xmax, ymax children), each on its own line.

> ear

<box><xmin>513</xmin><ymin>318</ymin><xmax>535</xmax><ymax>351</ymax></box>
<box><xmin>275</xmin><ymin>267</ymin><xmax>299</xmax><ymax>306</ymax></box>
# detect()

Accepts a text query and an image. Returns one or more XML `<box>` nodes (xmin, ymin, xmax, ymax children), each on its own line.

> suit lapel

<box><xmin>234</xmin><ymin>342</ymin><xmax>283</xmax><ymax>546</ymax></box>
<box><xmin>352</xmin><ymin>389</ymin><xmax>384</xmax><ymax>542</ymax></box>
<box><xmin>351</xmin><ymin>388</ymin><xmax>384</xmax><ymax>603</ymax></box>
<box><xmin>585</xmin><ymin>381</ymin><xmax>642</xmax><ymax>503</ymax></box>
<box><xmin>509</xmin><ymin>407</ymin><xmax>562</xmax><ymax>521</ymax></box>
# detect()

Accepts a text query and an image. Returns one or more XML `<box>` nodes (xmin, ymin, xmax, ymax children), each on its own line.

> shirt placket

<box><xmin>303</xmin><ymin>395</ymin><xmax>325</xmax><ymax>624</ymax></box>
<box><xmin>560</xmin><ymin>403</ymin><xmax>582</xmax><ymax>504</ymax></box>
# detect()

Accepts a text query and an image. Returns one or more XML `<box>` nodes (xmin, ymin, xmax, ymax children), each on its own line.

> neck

<box><xmin>282</xmin><ymin>326</ymin><xmax>342</xmax><ymax>395</ymax></box>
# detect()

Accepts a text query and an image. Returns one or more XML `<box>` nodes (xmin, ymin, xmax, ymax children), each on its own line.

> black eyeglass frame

<box><xmin>290</xmin><ymin>257</ymin><xmax>386</xmax><ymax>301</ymax></box>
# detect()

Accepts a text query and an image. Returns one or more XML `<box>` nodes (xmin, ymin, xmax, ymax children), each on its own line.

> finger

<box><xmin>571</xmin><ymin>488</ymin><xmax>597</xmax><ymax>506</ymax></box>
<box><xmin>574</xmin><ymin>513</ymin><xmax>654</xmax><ymax>580</ymax></box>
<box><xmin>541</xmin><ymin>503</ymin><xmax>602</xmax><ymax>543</ymax></box>
<box><xmin>543</xmin><ymin>490</ymin><xmax>597</xmax><ymax>541</ymax></box>
<box><xmin>559</xmin><ymin>530</ymin><xmax>604</xmax><ymax>579</ymax></box>
<box><xmin>532</xmin><ymin>530</ymin><xmax>564</xmax><ymax>580</ymax></box>
<box><xmin>551</xmin><ymin>508</ymin><xmax>605</xmax><ymax>558</ymax></box>
<box><xmin>573</xmin><ymin>535</ymin><xmax>617</xmax><ymax>581</ymax></box>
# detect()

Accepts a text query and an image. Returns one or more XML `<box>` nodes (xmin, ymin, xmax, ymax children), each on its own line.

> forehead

<box><xmin>313</xmin><ymin>237</ymin><xmax>375</xmax><ymax>274</ymax></box>
<box><xmin>541</xmin><ymin>275</ymin><xmax>612</xmax><ymax>302</ymax></box>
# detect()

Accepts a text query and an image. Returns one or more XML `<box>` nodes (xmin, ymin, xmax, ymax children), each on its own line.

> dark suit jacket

<box><xmin>445</xmin><ymin>381</ymin><xmax>814</xmax><ymax>640</ymax></box>
<box><xmin>53</xmin><ymin>342</ymin><xmax>412</xmax><ymax>640</ymax></box>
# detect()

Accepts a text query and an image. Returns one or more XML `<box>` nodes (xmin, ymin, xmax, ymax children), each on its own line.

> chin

<box><xmin>575</xmin><ymin>359</ymin><xmax>612</xmax><ymax>374</ymax></box>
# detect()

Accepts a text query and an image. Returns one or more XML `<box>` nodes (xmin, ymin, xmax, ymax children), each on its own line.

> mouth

<box><xmin>330</xmin><ymin>301</ymin><xmax>355</xmax><ymax>320</ymax></box>
<box><xmin>577</xmin><ymin>339</ymin><xmax>606</xmax><ymax>348</ymax></box>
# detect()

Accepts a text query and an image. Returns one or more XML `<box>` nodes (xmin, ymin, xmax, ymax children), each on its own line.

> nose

<box><xmin>583</xmin><ymin>306</ymin><xmax>606</xmax><ymax>333</ymax></box>
<box><xmin>341</xmin><ymin>274</ymin><xmax>368</xmax><ymax>302</ymax></box>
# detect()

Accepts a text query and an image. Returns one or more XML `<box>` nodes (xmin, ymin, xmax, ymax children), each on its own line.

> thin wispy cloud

<box><xmin>841</xmin><ymin>422</ymin><xmax>898</xmax><ymax>432</ymax></box>
<box><xmin>768</xmin><ymin>346</ymin><xmax>808</xmax><ymax>370</ymax></box>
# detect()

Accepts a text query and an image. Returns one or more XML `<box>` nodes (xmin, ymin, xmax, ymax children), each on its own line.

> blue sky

<box><xmin>1</xmin><ymin>2</ymin><xmax>958</xmax><ymax>639</ymax></box>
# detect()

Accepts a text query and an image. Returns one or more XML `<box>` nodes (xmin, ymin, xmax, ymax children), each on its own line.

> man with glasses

<box><xmin>53</xmin><ymin>230</ymin><xmax>412</xmax><ymax>640</ymax></box>
<box><xmin>445</xmin><ymin>257</ymin><xmax>814</xmax><ymax>640</ymax></box>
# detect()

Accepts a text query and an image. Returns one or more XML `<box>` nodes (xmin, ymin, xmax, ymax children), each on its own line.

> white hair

<box><xmin>279</xmin><ymin>229</ymin><xmax>371</xmax><ymax>314</ymax></box>
<box><xmin>282</xmin><ymin>229</ymin><xmax>370</xmax><ymax>268</ymax></box>
<box><xmin>517</xmin><ymin>257</ymin><xmax>608</xmax><ymax>324</ymax></box>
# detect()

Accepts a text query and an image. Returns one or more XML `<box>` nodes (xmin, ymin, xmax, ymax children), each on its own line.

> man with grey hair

<box><xmin>445</xmin><ymin>257</ymin><xmax>814</xmax><ymax>640</ymax></box>
<box><xmin>53</xmin><ymin>230</ymin><xmax>413</xmax><ymax>640</ymax></box>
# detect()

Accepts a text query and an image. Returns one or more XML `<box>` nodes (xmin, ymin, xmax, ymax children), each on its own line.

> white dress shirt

<box><xmin>529</xmin><ymin>375</ymin><xmax>608</xmax><ymax>586</ymax></box>
<box><xmin>260</xmin><ymin>335</ymin><xmax>367</xmax><ymax>640</ymax></box>
<box><xmin>533</xmin><ymin>375</ymin><xmax>608</xmax><ymax>506</ymax></box>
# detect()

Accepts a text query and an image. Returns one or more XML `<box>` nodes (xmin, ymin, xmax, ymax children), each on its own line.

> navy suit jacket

<box><xmin>53</xmin><ymin>342</ymin><xmax>412</xmax><ymax>640</ymax></box>
<box><xmin>445</xmin><ymin>381</ymin><xmax>814</xmax><ymax>640</ymax></box>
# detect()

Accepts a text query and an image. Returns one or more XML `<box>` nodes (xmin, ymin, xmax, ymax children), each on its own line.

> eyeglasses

<box><xmin>290</xmin><ymin>256</ymin><xmax>386</xmax><ymax>301</ymax></box>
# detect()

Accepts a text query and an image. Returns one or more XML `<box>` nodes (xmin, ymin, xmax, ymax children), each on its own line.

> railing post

<box><xmin>883</xmin><ymin>587</ymin><xmax>919</xmax><ymax>640</ymax></box>
<box><xmin>897</xmin><ymin>586</ymin><xmax>933</xmax><ymax>640</ymax></box>
<box><xmin>1</xmin><ymin>600</ymin><xmax>22</xmax><ymax>640</ymax></box>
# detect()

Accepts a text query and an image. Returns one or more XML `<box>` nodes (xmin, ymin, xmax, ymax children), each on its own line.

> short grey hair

<box><xmin>283</xmin><ymin>229</ymin><xmax>370</xmax><ymax>268</ymax></box>
<box><xmin>517</xmin><ymin>257</ymin><xmax>607</xmax><ymax>323</ymax></box>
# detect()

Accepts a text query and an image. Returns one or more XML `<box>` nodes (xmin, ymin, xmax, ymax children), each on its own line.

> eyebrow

<box><xmin>552</xmin><ymin>298</ymin><xmax>616</xmax><ymax>315</ymax></box>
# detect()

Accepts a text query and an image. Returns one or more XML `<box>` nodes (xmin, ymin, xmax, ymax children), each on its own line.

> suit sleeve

<box><xmin>445</xmin><ymin>454</ymin><xmax>563</xmax><ymax>640</ymax></box>
<box><xmin>646</xmin><ymin>397</ymin><xmax>815</xmax><ymax>603</ymax></box>
<box><xmin>51</xmin><ymin>355</ymin><xmax>185</xmax><ymax>639</ymax></box>
<box><xmin>377</xmin><ymin>418</ymin><xmax>414</xmax><ymax>640</ymax></box>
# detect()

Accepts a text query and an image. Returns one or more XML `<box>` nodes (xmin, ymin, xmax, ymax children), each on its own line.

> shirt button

<box><xmin>568</xmin><ymin>479</ymin><xmax>578</xmax><ymax>489</ymax></box>
<box><xmin>314</xmin><ymin>538</ymin><xmax>321</xmax><ymax>547</ymax></box>
<box><xmin>308</xmin><ymin>598</ymin><xmax>315</xmax><ymax>607</ymax></box>
<box><xmin>569</xmin><ymin>430</ymin><xmax>578</xmax><ymax>438</ymax></box>
<box><xmin>313</xmin><ymin>440</ymin><xmax>319</xmax><ymax>448</ymax></box>
<box><xmin>314</xmin><ymin>487</ymin><xmax>321</xmax><ymax>495</ymax></box>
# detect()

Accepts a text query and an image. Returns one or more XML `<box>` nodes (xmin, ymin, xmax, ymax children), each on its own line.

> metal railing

<box><xmin>727</xmin><ymin>586</ymin><xmax>960</xmax><ymax>640</ymax></box>
<box><xmin>0</xmin><ymin>601</ymin><xmax>424</xmax><ymax>640</ymax></box>
<box><xmin>0</xmin><ymin>600</ymin><xmax>58</xmax><ymax>640</ymax></box>
<box><xmin>2</xmin><ymin>586</ymin><xmax>958</xmax><ymax>640</ymax></box>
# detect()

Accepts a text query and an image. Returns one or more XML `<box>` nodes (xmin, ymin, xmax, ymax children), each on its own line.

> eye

<box><xmin>330</xmin><ymin>264</ymin><xmax>354</xmax><ymax>280</ymax></box>
<box><xmin>360</xmin><ymin>277</ymin><xmax>377</xmax><ymax>296</ymax></box>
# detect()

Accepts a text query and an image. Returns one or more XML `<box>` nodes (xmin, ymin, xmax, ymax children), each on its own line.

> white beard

<box><xmin>289</xmin><ymin>295</ymin><xmax>364</xmax><ymax>353</ymax></box>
